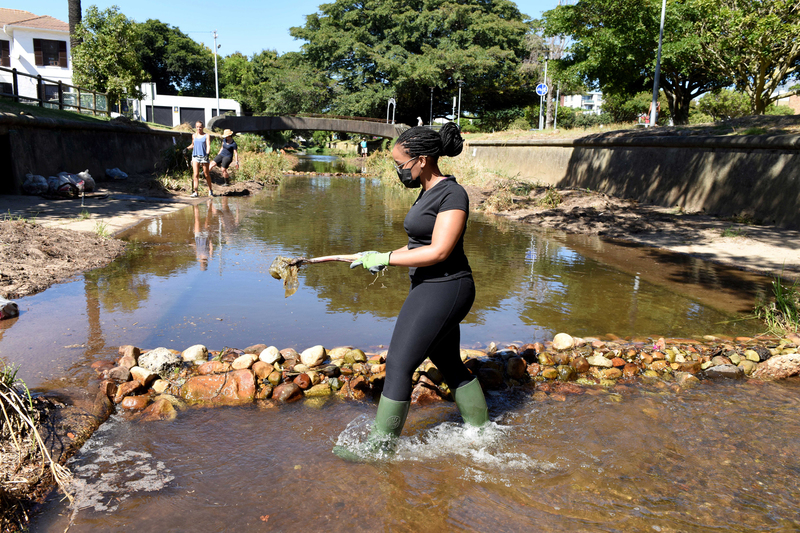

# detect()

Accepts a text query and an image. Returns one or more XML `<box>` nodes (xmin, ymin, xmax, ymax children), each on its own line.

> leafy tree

<box><xmin>601</xmin><ymin>90</ymin><xmax>670</xmax><ymax>123</ymax></box>
<box><xmin>543</xmin><ymin>0</ymin><xmax>729</xmax><ymax>125</ymax></box>
<box><xmin>136</xmin><ymin>19</ymin><xmax>215</xmax><ymax>96</ymax></box>
<box><xmin>696</xmin><ymin>89</ymin><xmax>751</xmax><ymax>120</ymax></box>
<box><xmin>72</xmin><ymin>5</ymin><xmax>145</xmax><ymax>106</ymax></box>
<box><xmin>696</xmin><ymin>0</ymin><xmax>800</xmax><ymax>114</ymax></box>
<box><xmin>290</xmin><ymin>0</ymin><xmax>532</xmax><ymax>125</ymax></box>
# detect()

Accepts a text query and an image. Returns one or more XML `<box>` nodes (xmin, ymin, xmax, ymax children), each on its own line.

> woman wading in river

<box><xmin>334</xmin><ymin>123</ymin><xmax>488</xmax><ymax>460</ymax></box>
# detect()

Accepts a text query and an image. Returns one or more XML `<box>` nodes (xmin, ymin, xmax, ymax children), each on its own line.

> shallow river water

<box><xmin>1</xmin><ymin>171</ymin><xmax>797</xmax><ymax>530</ymax></box>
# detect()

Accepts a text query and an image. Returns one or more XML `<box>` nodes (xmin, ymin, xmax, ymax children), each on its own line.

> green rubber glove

<box><xmin>350</xmin><ymin>251</ymin><xmax>391</xmax><ymax>274</ymax></box>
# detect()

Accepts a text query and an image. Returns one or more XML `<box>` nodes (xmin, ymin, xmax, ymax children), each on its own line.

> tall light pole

<box><xmin>457</xmin><ymin>80</ymin><xmax>464</xmax><ymax>126</ymax></box>
<box><xmin>213</xmin><ymin>30</ymin><xmax>220</xmax><ymax>117</ymax></box>
<box><xmin>429</xmin><ymin>87</ymin><xmax>434</xmax><ymax>126</ymax></box>
<box><xmin>538</xmin><ymin>50</ymin><xmax>549</xmax><ymax>130</ymax></box>
<box><xmin>649</xmin><ymin>0</ymin><xmax>666</xmax><ymax>128</ymax></box>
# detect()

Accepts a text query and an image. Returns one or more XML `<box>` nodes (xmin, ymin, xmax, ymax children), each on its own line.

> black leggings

<box><xmin>382</xmin><ymin>276</ymin><xmax>476</xmax><ymax>402</ymax></box>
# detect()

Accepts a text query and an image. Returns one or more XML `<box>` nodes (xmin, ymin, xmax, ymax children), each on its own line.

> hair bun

<box><xmin>439</xmin><ymin>122</ymin><xmax>464</xmax><ymax>157</ymax></box>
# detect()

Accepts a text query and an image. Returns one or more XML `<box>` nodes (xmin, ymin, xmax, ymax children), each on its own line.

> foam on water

<box><xmin>66</xmin><ymin>415</ymin><xmax>174</xmax><ymax>520</ymax></box>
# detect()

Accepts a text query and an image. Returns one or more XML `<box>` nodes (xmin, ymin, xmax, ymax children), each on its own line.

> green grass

<box><xmin>0</xmin><ymin>99</ymin><xmax>111</xmax><ymax>123</ymax></box>
<box><xmin>1</xmin><ymin>210</ymin><xmax>36</xmax><ymax>224</ymax></box>
<box><xmin>755</xmin><ymin>274</ymin><xmax>800</xmax><ymax>333</ymax></box>
<box><xmin>77</xmin><ymin>209</ymin><xmax>91</xmax><ymax>221</ymax></box>
<box><xmin>721</xmin><ymin>226</ymin><xmax>747</xmax><ymax>237</ymax></box>
<box><xmin>536</xmin><ymin>187</ymin><xmax>563</xmax><ymax>208</ymax></box>
<box><xmin>742</xmin><ymin>127</ymin><xmax>768</xmax><ymax>135</ymax></box>
<box><xmin>94</xmin><ymin>221</ymin><xmax>111</xmax><ymax>238</ymax></box>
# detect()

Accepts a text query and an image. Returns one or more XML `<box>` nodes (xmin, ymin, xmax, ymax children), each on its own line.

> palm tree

<box><xmin>68</xmin><ymin>0</ymin><xmax>81</xmax><ymax>51</ymax></box>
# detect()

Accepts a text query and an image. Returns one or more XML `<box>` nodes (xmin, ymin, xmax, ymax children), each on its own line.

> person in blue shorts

<box><xmin>187</xmin><ymin>121</ymin><xmax>213</xmax><ymax>197</ymax></box>
<box><xmin>334</xmin><ymin>122</ymin><xmax>488</xmax><ymax>460</ymax></box>
<box><xmin>209</xmin><ymin>128</ymin><xmax>239</xmax><ymax>185</ymax></box>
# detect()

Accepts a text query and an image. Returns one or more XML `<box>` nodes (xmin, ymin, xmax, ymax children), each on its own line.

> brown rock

<box><xmin>138</xmin><ymin>398</ymin><xmax>177</xmax><ymax>422</ymax></box>
<box><xmin>267</xmin><ymin>371</ymin><xmax>282</xmax><ymax>386</ymax></box>
<box><xmin>411</xmin><ymin>382</ymin><xmax>443</xmax><ymax>405</ymax></box>
<box><xmin>244</xmin><ymin>343</ymin><xmax>268</xmax><ymax>355</ymax></box>
<box><xmin>273</xmin><ymin>382</ymin><xmax>303</xmax><ymax>402</ymax></box>
<box><xmin>552</xmin><ymin>352</ymin><xmax>571</xmax><ymax>366</ymax></box>
<box><xmin>252</xmin><ymin>361</ymin><xmax>271</xmax><ymax>380</ymax></box>
<box><xmin>114</xmin><ymin>380</ymin><xmax>143</xmax><ymax>403</ymax></box>
<box><xmin>611</xmin><ymin>357</ymin><xmax>626</xmax><ymax>368</ymax></box>
<box><xmin>554</xmin><ymin>382</ymin><xmax>585</xmax><ymax>395</ymax></box>
<box><xmin>571</xmin><ymin>356</ymin><xmax>589</xmax><ymax>373</ymax></box>
<box><xmin>519</xmin><ymin>343</ymin><xmax>538</xmax><ymax>362</ymax></box>
<box><xmin>119</xmin><ymin>354</ymin><xmax>137</xmax><ymax>369</ymax></box>
<box><xmin>256</xmin><ymin>384</ymin><xmax>273</xmax><ymax>400</ymax></box>
<box><xmin>121</xmin><ymin>394</ymin><xmax>151</xmax><ymax>410</ymax></box>
<box><xmin>180</xmin><ymin>369</ymin><xmax>256</xmax><ymax>403</ymax></box>
<box><xmin>650</xmin><ymin>360</ymin><xmax>670</xmax><ymax>372</ymax></box>
<box><xmin>526</xmin><ymin>363</ymin><xmax>541</xmax><ymax>377</ymax></box>
<box><xmin>198</xmin><ymin>361</ymin><xmax>228</xmax><ymax>375</ymax></box>
<box><xmin>477</xmin><ymin>367</ymin><xmax>504</xmax><ymax>389</ymax></box>
<box><xmin>130</xmin><ymin>366</ymin><xmax>157</xmax><ymax>387</ymax></box>
<box><xmin>151</xmin><ymin>380</ymin><xmax>169</xmax><ymax>394</ymax></box>
<box><xmin>294</xmin><ymin>373</ymin><xmax>312</xmax><ymax>389</ymax></box>
<box><xmin>349</xmin><ymin>375</ymin><xmax>369</xmax><ymax>391</ymax></box>
<box><xmin>118</xmin><ymin>345</ymin><xmax>141</xmax><ymax>360</ymax></box>
<box><xmin>602</xmin><ymin>368</ymin><xmax>622</xmax><ymax>380</ymax></box>
<box><xmin>506</xmin><ymin>357</ymin><xmax>527</xmax><ymax>380</ymax></box>
<box><xmin>752</xmin><ymin>353</ymin><xmax>800</xmax><ymax>380</ymax></box>
<box><xmin>99</xmin><ymin>380</ymin><xmax>117</xmax><ymax>400</ymax></box>
<box><xmin>640</xmin><ymin>353</ymin><xmax>654</xmax><ymax>365</ymax></box>
<box><xmin>622</xmin><ymin>363</ymin><xmax>640</xmax><ymax>378</ymax></box>
<box><xmin>280</xmin><ymin>348</ymin><xmax>300</xmax><ymax>360</ymax></box>
<box><xmin>537</xmin><ymin>352</ymin><xmax>555</xmax><ymax>366</ymax></box>
<box><xmin>91</xmin><ymin>360</ymin><xmax>116</xmax><ymax>374</ymax></box>
<box><xmin>677</xmin><ymin>361</ymin><xmax>702</xmax><ymax>374</ymax></box>
<box><xmin>103</xmin><ymin>366</ymin><xmax>131</xmax><ymax>383</ymax></box>
<box><xmin>541</xmin><ymin>367</ymin><xmax>559</xmax><ymax>380</ymax></box>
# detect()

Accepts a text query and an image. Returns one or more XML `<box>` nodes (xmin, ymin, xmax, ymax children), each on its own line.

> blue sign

<box><xmin>536</xmin><ymin>83</ymin><xmax>548</xmax><ymax>96</ymax></box>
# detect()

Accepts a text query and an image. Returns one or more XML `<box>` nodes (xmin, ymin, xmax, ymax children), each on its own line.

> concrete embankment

<box><xmin>0</xmin><ymin>114</ymin><xmax>191</xmax><ymax>194</ymax></box>
<box><xmin>467</xmin><ymin>133</ymin><xmax>800</xmax><ymax>228</ymax></box>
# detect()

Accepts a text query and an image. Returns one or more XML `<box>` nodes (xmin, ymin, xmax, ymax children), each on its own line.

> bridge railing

<box><xmin>287</xmin><ymin>113</ymin><xmax>390</xmax><ymax>124</ymax></box>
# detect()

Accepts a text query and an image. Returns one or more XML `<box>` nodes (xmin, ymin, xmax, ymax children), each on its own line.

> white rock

<box><xmin>139</xmin><ymin>348</ymin><xmax>181</xmax><ymax>379</ymax></box>
<box><xmin>182</xmin><ymin>344</ymin><xmax>208</xmax><ymax>363</ymax></box>
<box><xmin>259</xmin><ymin>346</ymin><xmax>282</xmax><ymax>365</ymax></box>
<box><xmin>151</xmin><ymin>379</ymin><xmax>169</xmax><ymax>394</ymax></box>
<box><xmin>586</xmin><ymin>354</ymin><xmax>613</xmax><ymax>368</ymax></box>
<box><xmin>300</xmin><ymin>345</ymin><xmax>326</xmax><ymax>367</ymax></box>
<box><xmin>232</xmin><ymin>353</ymin><xmax>258</xmax><ymax>370</ymax></box>
<box><xmin>552</xmin><ymin>333</ymin><xmax>575</xmax><ymax>351</ymax></box>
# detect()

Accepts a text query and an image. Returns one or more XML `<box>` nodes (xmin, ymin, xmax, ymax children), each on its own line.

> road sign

<box><xmin>536</xmin><ymin>83</ymin><xmax>548</xmax><ymax>96</ymax></box>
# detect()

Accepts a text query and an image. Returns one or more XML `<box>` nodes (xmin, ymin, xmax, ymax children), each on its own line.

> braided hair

<box><xmin>394</xmin><ymin>122</ymin><xmax>464</xmax><ymax>163</ymax></box>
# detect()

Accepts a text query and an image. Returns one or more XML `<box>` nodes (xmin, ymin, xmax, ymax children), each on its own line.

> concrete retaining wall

<box><xmin>1</xmin><ymin>115</ymin><xmax>191</xmax><ymax>195</ymax></box>
<box><xmin>467</xmin><ymin>134</ymin><xmax>800</xmax><ymax>228</ymax></box>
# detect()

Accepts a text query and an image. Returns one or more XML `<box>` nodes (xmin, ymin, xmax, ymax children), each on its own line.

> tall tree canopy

<box><xmin>290</xmin><ymin>0</ymin><xmax>533</xmax><ymax>124</ymax></box>
<box><xmin>72</xmin><ymin>5</ymin><xmax>145</xmax><ymax>105</ymax></box>
<box><xmin>543</xmin><ymin>0</ymin><xmax>729</xmax><ymax>124</ymax></box>
<box><xmin>136</xmin><ymin>19</ymin><xmax>215</xmax><ymax>97</ymax></box>
<box><xmin>696</xmin><ymin>0</ymin><xmax>800</xmax><ymax>114</ymax></box>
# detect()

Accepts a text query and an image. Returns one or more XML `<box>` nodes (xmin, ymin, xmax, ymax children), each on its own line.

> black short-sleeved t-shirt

<box><xmin>404</xmin><ymin>176</ymin><xmax>471</xmax><ymax>282</ymax></box>
<box><xmin>220</xmin><ymin>140</ymin><xmax>238</xmax><ymax>158</ymax></box>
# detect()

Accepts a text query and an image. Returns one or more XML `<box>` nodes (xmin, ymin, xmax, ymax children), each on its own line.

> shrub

<box><xmin>765</xmin><ymin>105</ymin><xmax>794</xmax><ymax>116</ymax></box>
<box><xmin>696</xmin><ymin>89</ymin><xmax>750</xmax><ymax>121</ymax></box>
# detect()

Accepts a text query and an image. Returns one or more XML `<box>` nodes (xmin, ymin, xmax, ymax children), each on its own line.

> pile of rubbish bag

<box><xmin>22</xmin><ymin>169</ymin><xmax>96</xmax><ymax>197</ymax></box>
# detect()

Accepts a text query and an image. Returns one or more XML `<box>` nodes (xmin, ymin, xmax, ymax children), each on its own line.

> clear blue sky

<box><xmin>14</xmin><ymin>0</ymin><xmax>555</xmax><ymax>57</ymax></box>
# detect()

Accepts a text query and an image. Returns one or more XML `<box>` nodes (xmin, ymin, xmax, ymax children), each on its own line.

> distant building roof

<box><xmin>0</xmin><ymin>8</ymin><xmax>69</xmax><ymax>32</ymax></box>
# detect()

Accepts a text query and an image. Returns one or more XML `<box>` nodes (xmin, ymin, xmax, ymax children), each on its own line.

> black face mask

<box><xmin>397</xmin><ymin>168</ymin><xmax>421</xmax><ymax>189</ymax></box>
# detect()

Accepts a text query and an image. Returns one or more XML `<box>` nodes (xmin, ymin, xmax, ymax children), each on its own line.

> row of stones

<box><xmin>90</xmin><ymin>332</ymin><xmax>800</xmax><ymax>421</ymax></box>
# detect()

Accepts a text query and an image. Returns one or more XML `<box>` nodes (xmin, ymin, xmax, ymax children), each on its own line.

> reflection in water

<box><xmin>293</xmin><ymin>154</ymin><xmax>364</xmax><ymax>174</ymax></box>
<box><xmin>0</xmin><ymin>176</ymin><xmax>771</xmax><ymax>391</ymax></box>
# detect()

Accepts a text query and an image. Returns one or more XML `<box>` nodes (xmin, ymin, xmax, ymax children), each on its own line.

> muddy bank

<box><xmin>466</xmin><ymin>184</ymin><xmax>800</xmax><ymax>280</ymax></box>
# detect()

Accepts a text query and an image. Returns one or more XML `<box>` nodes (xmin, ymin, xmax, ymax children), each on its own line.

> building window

<box><xmin>43</xmin><ymin>84</ymin><xmax>60</xmax><ymax>102</ymax></box>
<box><xmin>0</xmin><ymin>41</ymin><xmax>9</xmax><ymax>67</ymax></box>
<box><xmin>0</xmin><ymin>82</ymin><xmax>12</xmax><ymax>96</ymax></box>
<box><xmin>33</xmin><ymin>39</ymin><xmax>68</xmax><ymax>68</ymax></box>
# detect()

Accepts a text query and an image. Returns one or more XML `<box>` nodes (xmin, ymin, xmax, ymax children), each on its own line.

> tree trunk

<box><xmin>68</xmin><ymin>0</ymin><xmax>82</xmax><ymax>52</ymax></box>
<box><xmin>545</xmin><ymin>75</ymin><xmax>554</xmax><ymax>129</ymax></box>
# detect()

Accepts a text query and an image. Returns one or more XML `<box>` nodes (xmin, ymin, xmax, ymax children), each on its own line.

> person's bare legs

<box><xmin>192</xmin><ymin>161</ymin><xmax>200</xmax><ymax>195</ymax></box>
<box><xmin>202</xmin><ymin>163</ymin><xmax>213</xmax><ymax>196</ymax></box>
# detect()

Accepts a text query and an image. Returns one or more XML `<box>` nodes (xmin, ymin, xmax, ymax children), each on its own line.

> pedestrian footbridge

<box><xmin>207</xmin><ymin>115</ymin><xmax>409</xmax><ymax>139</ymax></box>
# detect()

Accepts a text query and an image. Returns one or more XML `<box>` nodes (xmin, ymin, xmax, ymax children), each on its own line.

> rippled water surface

<box><xmin>0</xmin><ymin>173</ymin><xmax>794</xmax><ymax>530</ymax></box>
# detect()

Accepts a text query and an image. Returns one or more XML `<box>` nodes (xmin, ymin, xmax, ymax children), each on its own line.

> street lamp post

<box><xmin>429</xmin><ymin>87</ymin><xmax>434</xmax><ymax>126</ymax></box>
<box><xmin>538</xmin><ymin>50</ymin><xmax>549</xmax><ymax>130</ymax></box>
<box><xmin>213</xmin><ymin>30</ymin><xmax>220</xmax><ymax>117</ymax></box>
<box><xmin>457</xmin><ymin>79</ymin><xmax>464</xmax><ymax>127</ymax></box>
<box><xmin>649</xmin><ymin>0</ymin><xmax>666</xmax><ymax>128</ymax></box>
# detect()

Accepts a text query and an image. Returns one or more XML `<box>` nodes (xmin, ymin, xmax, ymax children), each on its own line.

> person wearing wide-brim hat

<box><xmin>210</xmin><ymin>128</ymin><xmax>239</xmax><ymax>185</ymax></box>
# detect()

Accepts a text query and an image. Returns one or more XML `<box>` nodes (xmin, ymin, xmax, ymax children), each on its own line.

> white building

<box><xmin>0</xmin><ymin>8</ymin><xmax>73</xmax><ymax>103</ymax></box>
<box><xmin>561</xmin><ymin>91</ymin><xmax>604</xmax><ymax>115</ymax></box>
<box><xmin>131</xmin><ymin>83</ymin><xmax>242</xmax><ymax>128</ymax></box>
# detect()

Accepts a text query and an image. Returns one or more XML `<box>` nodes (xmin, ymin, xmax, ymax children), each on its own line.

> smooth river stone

<box><xmin>232</xmin><ymin>354</ymin><xmax>258</xmax><ymax>370</ymax></box>
<box><xmin>273</xmin><ymin>382</ymin><xmax>303</xmax><ymax>402</ymax></box>
<box><xmin>586</xmin><ymin>354</ymin><xmax>613</xmax><ymax>368</ymax></box>
<box><xmin>571</xmin><ymin>356</ymin><xmax>589</xmax><ymax>373</ymax></box>
<box><xmin>552</xmin><ymin>333</ymin><xmax>574</xmax><ymax>351</ymax></box>
<box><xmin>182</xmin><ymin>344</ymin><xmax>208</xmax><ymax>364</ymax></box>
<box><xmin>121</xmin><ymin>394</ymin><xmax>151</xmax><ymax>410</ymax></box>
<box><xmin>300</xmin><ymin>345</ymin><xmax>326</xmax><ymax>367</ymax></box>
<box><xmin>180</xmin><ymin>369</ymin><xmax>256</xmax><ymax>403</ymax></box>
<box><xmin>114</xmin><ymin>380</ymin><xmax>142</xmax><ymax>403</ymax></box>
<box><xmin>130</xmin><ymin>366</ymin><xmax>157</xmax><ymax>387</ymax></box>
<box><xmin>705</xmin><ymin>364</ymin><xmax>744</xmax><ymax>379</ymax></box>
<box><xmin>259</xmin><ymin>346</ymin><xmax>283</xmax><ymax>365</ymax></box>
<box><xmin>138</xmin><ymin>398</ymin><xmax>177</xmax><ymax>422</ymax></box>
<box><xmin>506</xmin><ymin>357</ymin><xmax>527</xmax><ymax>380</ymax></box>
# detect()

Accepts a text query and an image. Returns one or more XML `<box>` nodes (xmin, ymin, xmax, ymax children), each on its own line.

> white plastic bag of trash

<box><xmin>105</xmin><ymin>168</ymin><xmax>128</xmax><ymax>180</ymax></box>
<box><xmin>0</xmin><ymin>297</ymin><xmax>19</xmax><ymax>319</ymax></box>
<box><xmin>77</xmin><ymin>169</ymin><xmax>96</xmax><ymax>192</ymax></box>
<box><xmin>22</xmin><ymin>173</ymin><xmax>48</xmax><ymax>195</ymax></box>
<box><xmin>57</xmin><ymin>172</ymin><xmax>85</xmax><ymax>193</ymax></box>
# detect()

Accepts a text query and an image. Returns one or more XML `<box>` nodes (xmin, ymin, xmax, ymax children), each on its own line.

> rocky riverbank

<box><xmin>84</xmin><ymin>333</ymin><xmax>800</xmax><ymax>424</ymax></box>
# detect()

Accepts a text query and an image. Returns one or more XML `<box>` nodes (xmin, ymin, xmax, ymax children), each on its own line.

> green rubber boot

<box><xmin>454</xmin><ymin>378</ymin><xmax>489</xmax><ymax>427</ymax></box>
<box><xmin>333</xmin><ymin>394</ymin><xmax>410</xmax><ymax>461</ymax></box>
